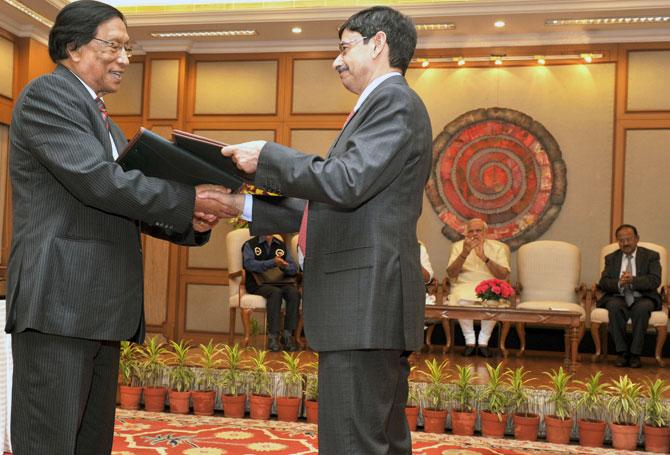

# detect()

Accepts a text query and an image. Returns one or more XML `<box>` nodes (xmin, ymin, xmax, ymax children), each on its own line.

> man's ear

<box><xmin>66</xmin><ymin>42</ymin><xmax>81</xmax><ymax>62</ymax></box>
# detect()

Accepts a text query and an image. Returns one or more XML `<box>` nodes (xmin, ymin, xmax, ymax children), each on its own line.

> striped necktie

<box><xmin>624</xmin><ymin>254</ymin><xmax>634</xmax><ymax>306</ymax></box>
<box><xmin>95</xmin><ymin>97</ymin><xmax>109</xmax><ymax>130</ymax></box>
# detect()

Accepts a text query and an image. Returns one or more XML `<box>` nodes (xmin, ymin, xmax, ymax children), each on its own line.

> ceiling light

<box><xmin>536</xmin><ymin>56</ymin><xmax>546</xmax><ymax>65</ymax></box>
<box><xmin>412</xmin><ymin>53</ymin><xmax>603</xmax><ymax>67</ymax></box>
<box><xmin>494</xmin><ymin>20</ymin><xmax>506</xmax><ymax>28</ymax></box>
<box><xmin>492</xmin><ymin>55</ymin><xmax>504</xmax><ymax>65</ymax></box>
<box><xmin>421</xmin><ymin>60</ymin><xmax>430</xmax><ymax>68</ymax></box>
<box><xmin>457</xmin><ymin>57</ymin><xmax>466</xmax><ymax>66</ymax></box>
<box><xmin>291</xmin><ymin>27</ymin><xmax>302</xmax><ymax>34</ymax></box>
<box><xmin>415</xmin><ymin>23</ymin><xmax>455</xmax><ymax>31</ymax></box>
<box><xmin>546</xmin><ymin>16</ymin><xmax>670</xmax><ymax>26</ymax></box>
<box><xmin>150</xmin><ymin>30</ymin><xmax>257</xmax><ymax>38</ymax></box>
<box><xmin>2</xmin><ymin>0</ymin><xmax>53</xmax><ymax>27</ymax></box>
<box><xmin>581</xmin><ymin>53</ymin><xmax>593</xmax><ymax>63</ymax></box>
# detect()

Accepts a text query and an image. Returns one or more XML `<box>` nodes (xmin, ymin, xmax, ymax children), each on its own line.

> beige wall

<box><xmin>0</xmin><ymin>125</ymin><xmax>7</xmax><ymax>244</ymax></box>
<box><xmin>150</xmin><ymin>59</ymin><xmax>180</xmax><ymax>119</ymax></box>
<box><xmin>408</xmin><ymin>64</ymin><xmax>615</xmax><ymax>283</ymax></box>
<box><xmin>105</xmin><ymin>62</ymin><xmax>144</xmax><ymax>115</ymax></box>
<box><xmin>292</xmin><ymin>59</ymin><xmax>357</xmax><ymax>113</ymax></box>
<box><xmin>0</xmin><ymin>37</ymin><xmax>13</xmax><ymax>99</ymax></box>
<box><xmin>627</xmin><ymin>51</ymin><xmax>670</xmax><ymax>111</ymax></box>
<box><xmin>624</xmin><ymin>130</ymin><xmax>670</xmax><ymax>259</ymax></box>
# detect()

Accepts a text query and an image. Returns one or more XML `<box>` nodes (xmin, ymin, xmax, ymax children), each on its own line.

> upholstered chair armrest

<box><xmin>662</xmin><ymin>285</ymin><xmax>668</xmax><ymax>315</ymax></box>
<box><xmin>228</xmin><ymin>269</ymin><xmax>247</xmax><ymax>296</ymax></box>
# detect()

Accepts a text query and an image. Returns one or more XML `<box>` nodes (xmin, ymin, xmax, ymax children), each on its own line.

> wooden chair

<box><xmin>226</xmin><ymin>229</ymin><xmax>302</xmax><ymax>347</ymax></box>
<box><xmin>513</xmin><ymin>240</ymin><xmax>587</xmax><ymax>360</ymax></box>
<box><xmin>422</xmin><ymin>278</ymin><xmax>442</xmax><ymax>352</ymax></box>
<box><xmin>589</xmin><ymin>242</ymin><xmax>668</xmax><ymax>366</ymax></box>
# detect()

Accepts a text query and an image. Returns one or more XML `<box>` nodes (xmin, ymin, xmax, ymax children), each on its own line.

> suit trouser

<box><xmin>11</xmin><ymin>330</ymin><xmax>120</xmax><ymax>455</ymax></box>
<box><xmin>318</xmin><ymin>350</ymin><xmax>411</xmax><ymax>455</ymax></box>
<box><xmin>605</xmin><ymin>296</ymin><xmax>655</xmax><ymax>356</ymax></box>
<box><xmin>254</xmin><ymin>284</ymin><xmax>300</xmax><ymax>335</ymax></box>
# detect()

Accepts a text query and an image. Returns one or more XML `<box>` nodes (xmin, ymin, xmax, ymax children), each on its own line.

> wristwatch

<box><xmin>484</xmin><ymin>257</ymin><xmax>490</xmax><ymax>264</ymax></box>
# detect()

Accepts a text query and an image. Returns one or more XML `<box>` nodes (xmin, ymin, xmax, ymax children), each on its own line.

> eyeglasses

<box><xmin>92</xmin><ymin>37</ymin><xmax>133</xmax><ymax>59</ymax></box>
<box><xmin>338</xmin><ymin>36</ymin><xmax>369</xmax><ymax>54</ymax></box>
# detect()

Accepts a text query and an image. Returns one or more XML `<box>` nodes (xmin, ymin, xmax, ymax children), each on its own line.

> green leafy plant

<box><xmin>419</xmin><ymin>358</ymin><xmax>450</xmax><ymax>411</ymax></box>
<box><xmin>607</xmin><ymin>375</ymin><xmax>643</xmax><ymax>425</ymax></box>
<box><xmin>452</xmin><ymin>364</ymin><xmax>477</xmax><ymax>412</ymax></box>
<box><xmin>168</xmin><ymin>339</ymin><xmax>195</xmax><ymax>392</ymax></box>
<box><xmin>644</xmin><ymin>378</ymin><xmax>670</xmax><ymax>427</ymax></box>
<box><xmin>119</xmin><ymin>341</ymin><xmax>141</xmax><ymax>387</ymax></box>
<box><xmin>248</xmin><ymin>348</ymin><xmax>272</xmax><ymax>396</ymax></box>
<box><xmin>507</xmin><ymin>366</ymin><xmax>535</xmax><ymax>416</ymax></box>
<box><xmin>543</xmin><ymin>366</ymin><xmax>573</xmax><ymax>420</ymax></box>
<box><xmin>250</xmin><ymin>318</ymin><xmax>261</xmax><ymax>339</ymax></box>
<box><xmin>220</xmin><ymin>343</ymin><xmax>246</xmax><ymax>396</ymax></box>
<box><xmin>303</xmin><ymin>354</ymin><xmax>318</xmax><ymax>401</ymax></box>
<box><xmin>279</xmin><ymin>351</ymin><xmax>305</xmax><ymax>398</ymax></box>
<box><xmin>481</xmin><ymin>362</ymin><xmax>510</xmax><ymax>420</ymax></box>
<box><xmin>194</xmin><ymin>339</ymin><xmax>223</xmax><ymax>392</ymax></box>
<box><xmin>139</xmin><ymin>335</ymin><xmax>168</xmax><ymax>388</ymax></box>
<box><xmin>574</xmin><ymin>371</ymin><xmax>609</xmax><ymax>422</ymax></box>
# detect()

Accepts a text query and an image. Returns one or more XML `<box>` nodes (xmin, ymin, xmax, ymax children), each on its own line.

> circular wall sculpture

<box><xmin>426</xmin><ymin>107</ymin><xmax>566</xmax><ymax>251</ymax></box>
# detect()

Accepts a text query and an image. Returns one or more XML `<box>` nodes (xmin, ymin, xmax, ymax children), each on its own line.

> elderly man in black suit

<box><xmin>597</xmin><ymin>224</ymin><xmax>662</xmax><ymax>368</ymax></box>
<box><xmin>6</xmin><ymin>2</ymin><xmax>230</xmax><ymax>453</ymax></box>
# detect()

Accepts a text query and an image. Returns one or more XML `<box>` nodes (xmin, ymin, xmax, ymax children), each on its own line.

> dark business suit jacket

<box><xmin>6</xmin><ymin>64</ymin><xmax>205</xmax><ymax>343</ymax></box>
<box><xmin>597</xmin><ymin>246</ymin><xmax>662</xmax><ymax>310</ymax></box>
<box><xmin>251</xmin><ymin>76</ymin><xmax>433</xmax><ymax>352</ymax></box>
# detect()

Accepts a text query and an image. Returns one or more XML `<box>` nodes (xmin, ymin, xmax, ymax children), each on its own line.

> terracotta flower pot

<box><xmin>276</xmin><ymin>396</ymin><xmax>301</xmax><ymax>422</ymax></box>
<box><xmin>249</xmin><ymin>394</ymin><xmax>273</xmax><ymax>420</ymax></box>
<box><xmin>422</xmin><ymin>408</ymin><xmax>447</xmax><ymax>434</ymax></box>
<box><xmin>119</xmin><ymin>385</ymin><xmax>142</xmax><ymax>410</ymax></box>
<box><xmin>451</xmin><ymin>409</ymin><xmax>476</xmax><ymax>436</ymax></box>
<box><xmin>191</xmin><ymin>390</ymin><xmax>216</xmax><ymax>416</ymax></box>
<box><xmin>405</xmin><ymin>406</ymin><xmax>419</xmax><ymax>432</ymax></box>
<box><xmin>544</xmin><ymin>415</ymin><xmax>573</xmax><ymax>445</ymax></box>
<box><xmin>644</xmin><ymin>424</ymin><xmax>670</xmax><ymax>453</ymax></box>
<box><xmin>168</xmin><ymin>390</ymin><xmax>191</xmax><ymax>414</ymax></box>
<box><xmin>481</xmin><ymin>411</ymin><xmax>507</xmax><ymax>438</ymax></box>
<box><xmin>222</xmin><ymin>394</ymin><xmax>246</xmax><ymax>418</ymax></box>
<box><xmin>578</xmin><ymin>418</ymin><xmax>606</xmax><ymax>448</ymax></box>
<box><xmin>305</xmin><ymin>399</ymin><xmax>318</xmax><ymax>425</ymax></box>
<box><xmin>609</xmin><ymin>422</ymin><xmax>639</xmax><ymax>451</ymax></box>
<box><xmin>513</xmin><ymin>413</ymin><xmax>539</xmax><ymax>441</ymax></box>
<box><xmin>143</xmin><ymin>386</ymin><xmax>167</xmax><ymax>412</ymax></box>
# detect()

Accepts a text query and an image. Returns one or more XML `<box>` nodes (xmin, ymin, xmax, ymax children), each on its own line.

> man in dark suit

<box><xmin>200</xmin><ymin>6</ymin><xmax>432</xmax><ymax>453</ymax></box>
<box><xmin>597</xmin><ymin>224</ymin><xmax>662</xmax><ymax>368</ymax></box>
<box><xmin>5</xmin><ymin>2</ymin><xmax>230</xmax><ymax>453</ymax></box>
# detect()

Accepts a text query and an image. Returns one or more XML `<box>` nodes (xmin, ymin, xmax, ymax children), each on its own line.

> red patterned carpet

<box><xmin>112</xmin><ymin>409</ymin><xmax>642</xmax><ymax>454</ymax></box>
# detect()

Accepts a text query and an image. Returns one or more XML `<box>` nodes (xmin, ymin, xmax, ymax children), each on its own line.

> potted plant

<box><xmin>475</xmin><ymin>278</ymin><xmax>515</xmax><ymax>308</ymax></box>
<box><xmin>192</xmin><ymin>339</ymin><xmax>223</xmax><ymax>416</ymax></box>
<box><xmin>220</xmin><ymin>343</ymin><xmax>246</xmax><ymax>418</ymax></box>
<box><xmin>451</xmin><ymin>364</ymin><xmax>477</xmax><ymax>436</ymax></box>
<box><xmin>643</xmin><ymin>378</ymin><xmax>670</xmax><ymax>453</ymax></box>
<box><xmin>507</xmin><ymin>366</ymin><xmax>539</xmax><ymax>441</ymax></box>
<box><xmin>248</xmin><ymin>348</ymin><xmax>273</xmax><ymax>420</ymax></box>
<box><xmin>405</xmin><ymin>368</ymin><xmax>421</xmax><ymax>432</ymax></box>
<box><xmin>250</xmin><ymin>318</ymin><xmax>261</xmax><ymax>347</ymax></box>
<box><xmin>607</xmin><ymin>375</ymin><xmax>643</xmax><ymax>450</ymax></box>
<box><xmin>479</xmin><ymin>362</ymin><xmax>510</xmax><ymax>438</ymax></box>
<box><xmin>543</xmin><ymin>367</ymin><xmax>574</xmax><ymax>444</ymax></box>
<box><xmin>118</xmin><ymin>341</ymin><xmax>143</xmax><ymax>410</ymax></box>
<box><xmin>419</xmin><ymin>358</ymin><xmax>450</xmax><ymax>434</ymax></box>
<box><xmin>303</xmin><ymin>354</ymin><xmax>318</xmax><ymax>425</ymax></box>
<box><xmin>167</xmin><ymin>339</ymin><xmax>195</xmax><ymax>414</ymax></box>
<box><xmin>276</xmin><ymin>351</ymin><xmax>305</xmax><ymax>422</ymax></box>
<box><xmin>574</xmin><ymin>371</ymin><xmax>608</xmax><ymax>447</ymax></box>
<box><xmin>139</xmin><ymin>335</ymin><xmax>169</xmax><ymax>412</ymax></box>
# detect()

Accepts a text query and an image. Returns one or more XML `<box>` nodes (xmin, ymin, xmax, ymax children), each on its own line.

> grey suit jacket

<box><xmin>5</xmin><ymin>64</ymin><xmax>206</xmax><ymax>343</ymax></box>
<box><xmin>597</xmin><ymin>246</ymin><xmax>662</xmax><ymax>310</ymax></box>
<box><xmin>251</xmin><ymin>76</ymin><xmax>433</xmax><ymax>352</ymax></box>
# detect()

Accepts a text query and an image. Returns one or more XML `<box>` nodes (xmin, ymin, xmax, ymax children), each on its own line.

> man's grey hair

<box><xmin>465</xmin><ymin>218</ymin><xmax>488</xmax><ymax>233</ymax></box>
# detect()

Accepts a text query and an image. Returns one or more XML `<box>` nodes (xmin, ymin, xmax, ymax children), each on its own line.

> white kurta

<box><xmin>447</xmin><ymin>239</ymin><xmax>510</xmax><ymax>303</ymax></box>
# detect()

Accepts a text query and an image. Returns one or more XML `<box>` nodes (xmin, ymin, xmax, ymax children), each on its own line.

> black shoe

<box><xmin>282</xmin><ymin>334</ymin><xmax>299</xmax><ymax>352</ymax></box>
<box><xmin>268</xmin><ymin>334</ymin><xmax>281</xmax><ymax>352</ymax></box>
<box><xmin>629</xmin><ymin>355</ymin><xmax>641</xmax><ymax>368</ymax></box>
<box><xmin>478</xmin><ymin>346</ymin><xmax>493</xmax><ymax>358</ymax></box>
<box><xmin>462</xmin><ymin>346</ymin><xmax>476</xmax><ymax>357</ymax></box>
<box><xmin>615</xmin><ymin>353</ymin><xmax>629</xmax><ymax>367</ymax></box>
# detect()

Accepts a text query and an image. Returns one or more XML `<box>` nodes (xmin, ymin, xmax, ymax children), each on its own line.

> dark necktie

<box><xmin>96</xmin><ymin>97</ymin><xmax>109</xmax><ymax>130</ymax></box>
<box><xmin>297</xmin><ymin>109</ymin><xmax>357</xmax><ymax>257</ymax></box>
<box><xmin>624</xmin><ymin>254</ymin><xmax>634</xmax><ymax>306</ymax></box>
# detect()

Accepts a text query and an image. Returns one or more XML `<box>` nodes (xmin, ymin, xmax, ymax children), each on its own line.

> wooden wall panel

<box><xmin>0</xmin><ymin>37</ymin><xmax>13</xmax><ymax>99</ymax></box>
<box><xmin>292</xmin><ymin>59</ymin><xmax>356</xmax><ymax>114</ymax></box>
<box><xmin>627</xmin><ymin>51</ymin><xmax>670</xmax><ymax>112</ymax></box>
<box><xmin>290</xmin><ymin>129</ymin><xmax>340</xmax><ymax>157</ymax></box>
<box><xmin>105</xmin><ymin>62</ymin><xmax>144</xmax><ymax>115</ymax></box>
<box><xmin>149</xmin><ymin>59</ymin><xmax>180</xmax><ymax>119</ymax></box>
<box><xmin>143</xmin><ymin>236</ymin><xmax>170</xmax><ymax>327</ymax></box>
<box><xmin>188</xmin><ymin>222</ymin><xmax>233</xmax><ymax>269</ymax></box>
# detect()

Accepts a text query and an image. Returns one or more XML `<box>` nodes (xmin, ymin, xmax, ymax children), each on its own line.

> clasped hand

<box><xmin>192</xmin><ymin>184</ymin><xmax>245</xmax><ymax>232</ymax></box>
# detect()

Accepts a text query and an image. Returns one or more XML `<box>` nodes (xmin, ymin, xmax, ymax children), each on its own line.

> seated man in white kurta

<box><xmin>446</xmin><ymin>218</ymin><xmax>510</xmax><ymax>358</ymax></box>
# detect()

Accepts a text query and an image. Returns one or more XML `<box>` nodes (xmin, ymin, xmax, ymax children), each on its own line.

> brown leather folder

<box><xmin>117</xmin><ymin>128</ymin><xmax>251</xmax><ymax>191</ymax></box>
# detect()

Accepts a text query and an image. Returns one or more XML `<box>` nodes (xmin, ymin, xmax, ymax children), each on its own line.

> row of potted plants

<box><xmin>118</xmin><ymin>337</ymin><xmax>319</xmax><ymax>423</ymax></box>
<box><xmin>408</xmin><ymin>358</ymin><xmax>670</xmax><ymax>453</ymax></box>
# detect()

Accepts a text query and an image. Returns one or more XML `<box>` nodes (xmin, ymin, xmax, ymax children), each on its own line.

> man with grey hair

<box><xmin>446</xmin><ymin>218</ymin><xmax>510</xmax><ymax>357</ymax></box>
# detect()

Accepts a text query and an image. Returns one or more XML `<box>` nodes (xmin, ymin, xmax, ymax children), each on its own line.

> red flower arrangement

<box><xmin>475</xmin><ymin>278</ymin><xmax>515</xmax><ymax>301</ymax></box>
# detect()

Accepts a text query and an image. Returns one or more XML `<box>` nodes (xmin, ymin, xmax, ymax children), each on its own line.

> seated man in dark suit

<box><xmin>598</xmin><ymin>224</ymin><xmax>662</xmax><ymax>368</ymax></box>
<box><xmin>243</xmin><ymin>234</ymin><xmax>300</xmax><ymax>352</ymax></box>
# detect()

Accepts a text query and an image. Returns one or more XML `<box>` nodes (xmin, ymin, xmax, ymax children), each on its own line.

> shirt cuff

<box><xmin>241</xmin><ymin>194</ymin><xmax>253</xmax><ymax>221</ymax></box>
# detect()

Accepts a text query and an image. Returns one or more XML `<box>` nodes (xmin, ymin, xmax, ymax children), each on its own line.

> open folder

<box><xmin>116</xmin><ymin>128</ymin><xmax>253</xmax><ymax>191</ymax></box>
